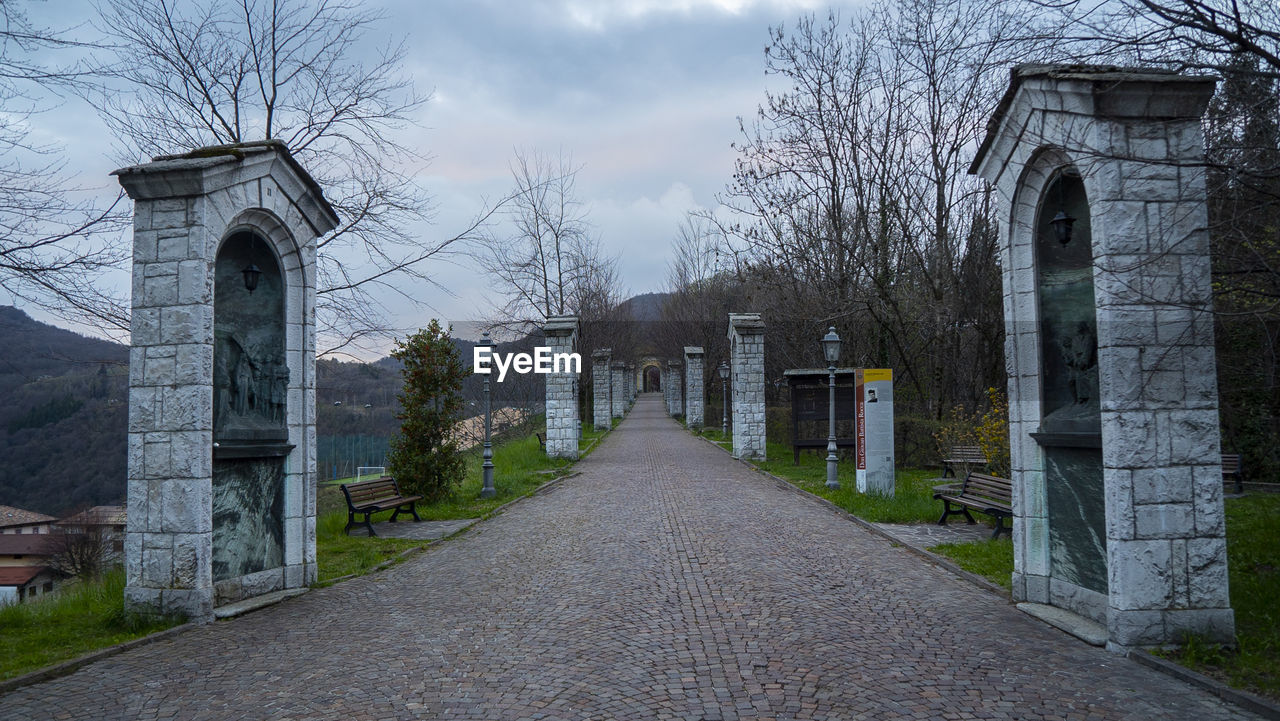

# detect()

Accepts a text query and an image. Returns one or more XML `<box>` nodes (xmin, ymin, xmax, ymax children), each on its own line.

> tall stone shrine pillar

<box><xmin>684</xmin><ymin>347</ymin><xmax>705</xmax><ymax>429</ymax></box>
<box><xmin>971</xmin><ymin>65</ymin><xmax>1233</xmax><ymax>648</ymax></box>
<box><xmin>592</xmin><ymin>349</ymin><xmax>612</xmax><ymax>431</ymax></box>
<box><xmin>115</xmin><ymin>141</ymin><xmax>338</xmax><ymax>621</ymax></box>
<box><xmin>543</xmin><ymin>316</ymin><xmax>580</xmax><ymax>460</ymax></box>
<box><xmin>728</xmin><ymin>314</ymin><xmax>766</xmax><ymax>460</ymax></box>
<box><xmin>611</xmin><ymin>361</ymin><xmax>627</xmax><ymax>418</ymax></box>
<box><xmin>667</xmin><ymin>360</ymin><xmax>683</xmax><ymax>416</ymax></box>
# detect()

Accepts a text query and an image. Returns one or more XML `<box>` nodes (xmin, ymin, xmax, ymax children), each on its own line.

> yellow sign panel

<box><xmin>862</xmin><ymin>368</ymin><xmax>893</xmax><ymax>383</ymax></box>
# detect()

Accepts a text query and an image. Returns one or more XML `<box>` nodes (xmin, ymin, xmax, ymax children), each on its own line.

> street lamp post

<box><xmin>718</xmin><ymin>361</ymin><xmax>730</xmax><ymax>438</ymax></box>
<box><xmin>821</xmin><ymin>327</ymin><xmax>843</xmax><ymax>490</ymax></box>
<box><xmin>479</xmin><ymin>331</ymin><xmax>496</xmax><ymax>499</ymax></box>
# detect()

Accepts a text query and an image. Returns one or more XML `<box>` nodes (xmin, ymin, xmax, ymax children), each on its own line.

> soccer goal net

<box><xmin>356</xmin><ymin>466</ymin><xmax>387</xmax><ymax>481</ymax></box>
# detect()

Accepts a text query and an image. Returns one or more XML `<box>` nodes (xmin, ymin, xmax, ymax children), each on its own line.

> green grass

<box><xmin>702</xmin><ymin>433</ymin><xmax>951</xmax><ymax>524</ymax></box>
<box><xmin>1160</xmin><ymin>493</ymin><xmax>1280</xmax><ymax>700</ymax></box>
<box><xmin>0</xmin><ymin>569</ymin><xmax>183</xmax><ymax>681</ymax></box>
<box><xmin>315</xmin><ymin>425</ymin><xmax>605</xmax><ymax>582</ymax></box>
<box><xmin>929</xmin><ymin>537</ymin><xmax>1014</xmax><ymax>589</ymax></box>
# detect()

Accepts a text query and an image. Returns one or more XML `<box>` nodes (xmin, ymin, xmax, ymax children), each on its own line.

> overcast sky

<box><xmin>16</xmin><ymin>0</ymin><xmax>864</xmax><ymax>354</ymax></box>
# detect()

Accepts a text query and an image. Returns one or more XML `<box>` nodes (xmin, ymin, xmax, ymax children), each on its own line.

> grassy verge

<box><xmin>315</xmin><ymin>423</ymin><xmax>608</xmax><ymax>582</ymax></box>
<box><xmin>0</xmin><ymin>570</ymin><xmax>183</xmax><ymax>682</ymax></box>
<box><xmin>694</xmin><ymin>430</ymin><xmax>950</xmax><ymax>525</ymax></box>
<box><xmin>929</xmin><ymin>537</ymin><xmax>1014</xmax><ymax>589</ymax></box>
<box><xmin>1158</xmin><ymin>493</ymin><xmax>1280</xmax><ymax>700</ymax></box>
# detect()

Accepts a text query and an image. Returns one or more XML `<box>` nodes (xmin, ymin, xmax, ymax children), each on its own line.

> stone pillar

<box><xmin>611</xmin><ymin>361</ymin><xmax>627</xmax><ymax>418</ymax></box>
<box><xmin>971</xmin><ymin>65</ymin><xmax>1232</xmax><ymax>647</ymax></box>
<box><xmin>728</xmin><ymin>314</ymin><xmax>766</xmax><ymax>460</ymax></box>
<box><xmin>543</xmin><ymin>316</ymin><xmax>580</xmax><ymax>459</ymax></box>
<box><xmin>592</xmin><ymin>349</ymin><xmax>612</xmax><ymax>431</ymax></box>
<box><xmin>626</xmin><ymin>363</ymin><xmax>636</xmax><ymax>403</ymax></box>
<box><xmin>115</xmin><ymin>141</ymin><xmax>337</xmax><ymax>621</ymax></box>
<box><xmin>684</xmin><ymin>347</ymin><xmax>705</xmax><ymax>429</ymax></box>
<box><xmin>667</xmin><ymin>361</ymin><xmax>683</xmax><ymax>416</ymax></box>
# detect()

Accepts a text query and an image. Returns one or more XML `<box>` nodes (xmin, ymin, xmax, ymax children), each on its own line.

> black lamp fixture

<box><xmin>241</xmin><ymin>262</ymin><xmax>262</xmax><ymax>293</ymax></box>
<box><xmin>1049</xmin><ymin>172</ymin><xmax>1076</xmax><ymax>246</ymax></box>
<box><xmin>242</xmin><ymin>234</ymin><xmax>263</xmax><ymax>292</ymax></box>
<box><xmin>1050</xmin><ymin>209</ymin><xmax>1076</xmax><ymax>246</ymax></box>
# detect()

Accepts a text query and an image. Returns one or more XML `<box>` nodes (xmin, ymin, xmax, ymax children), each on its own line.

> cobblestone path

<box><xmin>2</xmin><ymin>395</ymin><xmax>1261</xmax><ymax>720</ymax></box>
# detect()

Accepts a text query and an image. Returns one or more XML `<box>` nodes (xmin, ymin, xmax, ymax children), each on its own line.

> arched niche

<box><xmin>1029</xmin><ymin>162</ymin><xmax>1107</xmax><ymax>598</ymax></box>
<box><xmin>211</xmin><ymin>227</ymin><xmax>290</xmax><ymax>583</ymax></box>
<box><xmin>213</xmin><ymin>229</ymin><xmax>288</xmax><ymax>444</ymax></box>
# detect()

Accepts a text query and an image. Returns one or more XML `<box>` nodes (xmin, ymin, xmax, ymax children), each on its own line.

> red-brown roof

<box><xmin>0</xmin><ymin>565</ymin><xmax>46</xmax><ymax>586</ymax></box>
<box><xmin>57</xmin><ymin>506</ymin><xmax>126</xmax><ymax>527</ymax></box>
<box><xmin>0</xmin><ymin>505</ymin><xmax>55</xmax><ymax>528</ymax></box>
<box><xmin>0</xmin><ymin>534</ymin><xmax>53</xmax><ymax>555</ymax></box>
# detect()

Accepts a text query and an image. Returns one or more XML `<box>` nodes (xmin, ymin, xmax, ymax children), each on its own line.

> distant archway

<box><xmin>644</xmin><ymin>365</ymin><xmax>661</xmax><ymax>392</ymax></box>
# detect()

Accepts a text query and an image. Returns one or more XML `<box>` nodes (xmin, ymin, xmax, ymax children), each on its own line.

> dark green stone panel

<box><xmin>212</xmin><ymin>457</ymin><xmax>285</xmax><ymax>582</ymax></box>
<box><xmin>1045</xmin><ymin>446</ymin><xmax>1108</xmax><ymax>594</ymax></box>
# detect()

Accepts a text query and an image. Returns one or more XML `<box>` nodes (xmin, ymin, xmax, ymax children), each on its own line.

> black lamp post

<box><xmin>479</xmin><ymin>331</ymin><xmax>495</xmax><ymax>499</ymax></box>
<box><xmin>718</xmin><ymin>361</ymin><xmax>730</xmax><ymax>438</ymax></box>
<box><xmin>821</xmin><ymin>327</ymin><xmax>843</xmax><ymax>490</ymax></box>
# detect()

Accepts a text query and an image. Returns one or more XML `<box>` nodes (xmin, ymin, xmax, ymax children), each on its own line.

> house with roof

<box><xmin>0</xmin><ymin>505</ymin><xmax>55</xmax><ymax>535</ymax></box>
<box><xmin>0</xmin><ymin>534</ymin><xmax>56</xmax><ymax>604</ymax></box>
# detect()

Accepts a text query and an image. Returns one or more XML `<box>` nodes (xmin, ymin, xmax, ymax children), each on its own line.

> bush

<box><xmin>934</xmin><ymin>388</ymin><xmax>1010</xmax><ymax>477</ymax></box>
<box><xmin>386</xmin><ymin>320</ymin><xmax>467</xmax><ymax>503</ymax></box>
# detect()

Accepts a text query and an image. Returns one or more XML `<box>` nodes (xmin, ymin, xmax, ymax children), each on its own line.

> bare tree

<box><xmin>93</xmin><ymin>0</ymin><xmax>497</xmax><ymax>355</ymax></box>
<box><xmin>1029</xmin><ymin>0</ymin><xmax>1280</xmax><ymax>77</ymax></box>
<box><xmin>472</xmin><ymin>149</ymin><xmax>616</xmax><ymax>331</ymax></box>
<box><xmin>706</xmin><ymin>1</ymin><xmax>1019</xmax><ymax>426</ymax></box>
<box><xmin>0</xmin><ymin>0</ymin><xmax>130</xmax><ymax>330</ymax></box>
<box><xmin>46</xmin><ymin>524</ymin><xmax>114</xmax><ymax>580</ymax></box>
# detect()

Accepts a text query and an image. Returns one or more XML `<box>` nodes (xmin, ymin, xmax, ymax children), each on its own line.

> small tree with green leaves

<box><xmin>387</xmin><ymin>320</ymin><xmax>466</xmax><ymax>503</ymax></box>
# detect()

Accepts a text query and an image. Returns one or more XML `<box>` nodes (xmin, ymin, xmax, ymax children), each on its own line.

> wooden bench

<box><xmin>339</xmin><ymin>477</ymin><xmax>423</xmax><ymax>536</ymax></box>
<box><xmin>940</xmin><ymin>444</ymin><xmax>988</xmax><ymax>478</ymax></box>
<box><xmin>933</xmin><ymin>472</ymin><xmax>1012</xmax><ymax>539</ymax></box>
<box><xmin>1222</xmin><ymin>453</ymin><xmax>1244</xmax><ymax>494</ymax></box>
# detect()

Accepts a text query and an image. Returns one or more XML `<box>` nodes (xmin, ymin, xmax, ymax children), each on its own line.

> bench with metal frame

<box><xmin>339</xmin><ymin>476</ymin><xmax>422</xmax><ymax>536</ymax></box>
<box><xmin>933</xmin><ymin>471</ymin><xmax>1012</xmax><ymax>540</ymax></box>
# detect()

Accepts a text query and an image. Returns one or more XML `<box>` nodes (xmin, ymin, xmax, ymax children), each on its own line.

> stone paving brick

<box><xmin>0</xmin><ymin>396</ymin><xmax>1263</xmax><ymax>720</ymax></box>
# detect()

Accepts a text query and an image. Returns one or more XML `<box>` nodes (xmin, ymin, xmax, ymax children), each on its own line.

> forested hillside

<box><xmin>0</xmin><ymin>307</ymin><xmax>130</xmax><ymax>515</ymax></box>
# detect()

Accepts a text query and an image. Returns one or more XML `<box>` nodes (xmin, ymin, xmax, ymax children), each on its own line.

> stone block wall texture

<box><xmin>592</xmin><ymin>349</ymin><xmax>612</xmax><ymax>430</ymax></box>
<box><xmin>543</xmin><ymin>316</ymin><xmax>580</xmax><ymax>459</ymax></box>
<box><xmin>667</xmin><ymin>361</ymin><xmax>683</xmax><ymax>416</ymax></box>
<box><xmin>972</xmin><ymin>66</ymin><xmax>1232</xmax><ymax>647</ymax></box>
<box><xmin>684</xmin><ymin>347</ymin><xmax>705</xmax><ymax>429</ymax></box>
<box><xmin>611</xmin><ymin>362</ymin><xmax>627</xmax><ymax>418</ymax></box>
<box><xmin>626</xmin><ymin>365</ymin><xmax>636</xmax><ymax>403</ymax></box>
<box><xmin>729</xmin><ymin>314</ymin><xmax>766</xmax><ymax>460</ymax></box>
<box><xmin>117</xmin><ymin>142</ymin><xmax>336</xmax><ymax>621</ymax></box>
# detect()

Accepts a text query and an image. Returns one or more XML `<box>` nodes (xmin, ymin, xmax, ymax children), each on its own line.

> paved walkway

<box><xmin>2</xmin><ymin>395</ymin><xmax>1261</xmax><ymax>720</ymax></box>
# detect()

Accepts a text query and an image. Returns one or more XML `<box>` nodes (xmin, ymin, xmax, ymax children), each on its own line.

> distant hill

<box><xmin>617</xmin><ymin>292</ymin><xmax>670</xmax><ymax>323</ymax></box>
<box><xmin>0</xmin><ymin>307</ymin><xmax>130</xmax><ymax>516</ymax></box>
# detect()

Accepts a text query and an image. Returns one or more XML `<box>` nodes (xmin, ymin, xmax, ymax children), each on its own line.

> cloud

<box><xmin>556</xmin><ymin>0</ymin><xmax>828</xmax><ymax>31</ymax></box>
<box><xmin>591</xmin><ymin>182</ymin><xmax>706</xmax><ymax>294</ymax></box>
